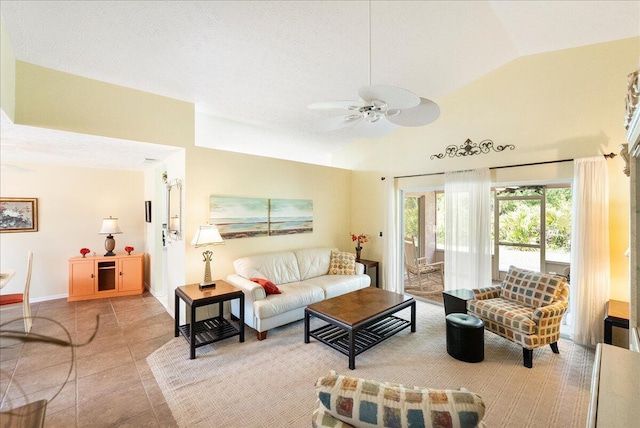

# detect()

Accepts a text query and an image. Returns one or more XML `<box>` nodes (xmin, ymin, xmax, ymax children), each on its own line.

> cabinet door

<box><xmin>69</xmin><ymin>260</ymin><xmax>95</xmax><ymax>297</ymax></box>
<box><xmin>119</xmin><ymin>256</ymin><xmax>143</xmax><ymax>292</ymax></box>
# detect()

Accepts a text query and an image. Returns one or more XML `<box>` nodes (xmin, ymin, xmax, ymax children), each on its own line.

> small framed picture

<box><xmin>0</xmin><ymin>198</ymin><xmax>38</xmax><ymax>233</ymax></box>
<box><xmin>145</xmin><ymin>200</ymin><xmax>152</xmax><ymax>223</ymax></box>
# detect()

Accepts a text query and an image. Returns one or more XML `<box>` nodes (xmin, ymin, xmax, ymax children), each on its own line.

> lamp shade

<box><xmin>190</xmin><ymin>224</ymin><xmax>224</xmax><ymax>248</ymax></box>
<box><xmin>99</xmin><ymin>216</ymin><xmax>122</xmax><ymax>235</ymax></box>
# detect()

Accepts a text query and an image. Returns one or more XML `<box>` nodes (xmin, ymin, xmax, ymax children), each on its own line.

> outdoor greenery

<box><xmin>415</xmin><ymin>187</ymin><xmax>572</xmax><ymax>256</ymax></box>
<box><xmin>498</xmin><ymin>188</ymin><xmax>572</xmax><ymax>253</ymax></box>
<box><xmin>404</xmin><ymin>196</ymin><xmax>420</xmax><ymax>239</ymax></box>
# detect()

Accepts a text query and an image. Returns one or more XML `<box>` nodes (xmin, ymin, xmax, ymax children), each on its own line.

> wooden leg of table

<box><xmin>190</xmin><ymin>304</ymin><xmax>196</xmax><ymax>360</ymax></box>
<box><xmin>174</xmin><ymin>293</ymin><xmax>180</xmax><ymax>337</ymax></box>
<box><xmin>304</xmin><ymin>309</ymin><xmax>310</xmax><ymax>344</ymax></box>
<box><xmin>523</xmin><ymin>348</ymin><xmax>533</xmax><ymax>368</ymax></box>
<box><xmin>348</xmin><ymin>330</ymin><xmax>356</xmax><ymax>370</ymax></box>
<box><xmin>239</xmin><ymin>294</ymin><xmax>245</xmax><ymax>343</ymax></box>
<box><xmin>411</xmin><ymin>301</ymin><xmax>416</xmax><ymax>333</ymax></box>
<box><xmin>604</xmin><ymin>318</ymin><xmax>613</xmax><ymax>345</ymax></box>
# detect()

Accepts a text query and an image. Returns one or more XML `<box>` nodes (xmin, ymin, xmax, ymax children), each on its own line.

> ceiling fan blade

<box><xmin>315</xmin><ymin>115</ymin><xmax>361</xmax><ymax>132</ymax></box>
<box><xmin>353</xmin><ymin>116</ymin><xmax>399</xmax><ymax>138</ymax></box>
<box><xmin>358</xmin><ymin>85</ymin><xmax>420</xmax><ymax>110</ymax></box>
<box><xmin>387</xmin><ymin>98</ymin><xmax>440</xmax><ymax>127</ymax></box>
<box><xmin>308</xmin><ymin>101</ymin><xmax>365</xmax><ymax>110</ymax></box>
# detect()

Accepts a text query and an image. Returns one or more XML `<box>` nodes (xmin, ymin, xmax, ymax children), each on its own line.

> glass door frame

<box><xmin>492</xmin><ymin>187</ymin><xmax>547</xmax><ymax>280</ymax></box>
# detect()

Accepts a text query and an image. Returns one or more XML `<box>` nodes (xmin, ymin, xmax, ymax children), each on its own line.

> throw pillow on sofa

<box><xmin>314</xmin><ymin>370</ymin><xmax>485</xmax><ymax>428</ymax></box>
<box><xmin>501</xmin><ymin>265</ymin><xmax>566</xmax><ymax>308</ymax></box>
<box><xmin>329</xmin><ymin>251</ymin><xmax>356</xmax><ymax>275</ymax></box>
<box><xmin>250</xmin><ymin>277</ymin><xmax>281</xmax><ymax>295</ymax></box>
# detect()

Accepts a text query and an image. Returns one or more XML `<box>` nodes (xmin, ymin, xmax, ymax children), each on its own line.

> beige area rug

<box><xmin>147</xmin><ymin>301</ymin><xmax>594</xmax><ymax>428</ymax></box>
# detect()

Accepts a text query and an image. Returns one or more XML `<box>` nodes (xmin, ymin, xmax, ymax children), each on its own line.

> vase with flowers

<box><xmin>124</xmin><ymin>246</ymin><xmax>134</xmax><ymax>255</ymax></box>
<box><xmin>350</xmin><ymin>233</ymin><xmax>369</xmax><ymax>261</ymax></box>
<box><xmin>80</xmin><ymin>248</ymin><xmax>90</xmax><ymax>258</ymax></box>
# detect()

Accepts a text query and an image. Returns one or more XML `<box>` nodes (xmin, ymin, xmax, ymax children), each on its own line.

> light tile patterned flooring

<box><xmin>0</xmin><ymin>292</ymin><xmax>177</xmax><ymax>427</ymax></box>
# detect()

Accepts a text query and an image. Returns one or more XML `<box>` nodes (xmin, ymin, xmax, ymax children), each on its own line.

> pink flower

<box><xmin>350</xmin><ymin>233</ymin><xmax>369</xmax><ymax>248</ymax></box>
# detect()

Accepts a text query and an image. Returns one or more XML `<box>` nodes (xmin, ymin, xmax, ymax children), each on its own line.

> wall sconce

<box><xmin>169</xmin><ymin>215</ymin><xmax>180</xmax><ymax>235</ymax></box>
<box><xmin>99</xmin><ymin>216</ymin><xmax>122</xmax><ymax>256</ymax></box>
<box><xmin>190</xmin><ymin>224</ymin><xmax>225</xmax><ymax>287</ymax></box>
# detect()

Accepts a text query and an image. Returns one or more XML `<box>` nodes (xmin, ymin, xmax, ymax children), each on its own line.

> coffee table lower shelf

<box><xmin>308</xmin><ymin>316</ymin><xmax>412</xmax><ymax>364</ymax></box>
<box><xmin>177</xmin><ymin>317</ymin><xmax>240</xmax><ymax>348</ymax></box>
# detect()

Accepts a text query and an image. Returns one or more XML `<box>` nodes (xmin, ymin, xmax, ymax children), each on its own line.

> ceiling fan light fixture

<box><xmin>371</xmin><ymin>100</ymin><xmax>387</xmax><ymax>110</ymax></box>
<box><xmin>386</xmin><ymin>109</ymin><xmax>401</xmax><ymax>117</ymax></box>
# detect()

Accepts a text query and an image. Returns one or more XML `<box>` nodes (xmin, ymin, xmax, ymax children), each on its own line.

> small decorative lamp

<box><xmin>99</xmin><ymin>216</ymin><xmax>123</xmax><ymax>256</ymax></box>
<box><xmin>190</xmin><ymin>224</ymin><xmax>225</xmax><ymax>287</ymax></box>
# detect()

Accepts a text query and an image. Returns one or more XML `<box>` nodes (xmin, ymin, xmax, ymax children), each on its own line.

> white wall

<box><xmin>1</xmin><ymin>163</ymin><xmax>144</xmax><ymax>300</ymax></box>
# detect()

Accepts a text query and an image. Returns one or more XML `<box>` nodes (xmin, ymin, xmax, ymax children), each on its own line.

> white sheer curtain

<box><xmin>383</xmin><ymin>178</ymin><xmax>403</xmax><ymax>292</ymax></box>
<box><xmin>570</xmin><ymin>157</ymin><xmax>610</xmax><ymax>346</ymax></box>
<box><xmin>444</xmin><ymin>168</ymin><xmax>492</xmax><ymax>290</ymax></box>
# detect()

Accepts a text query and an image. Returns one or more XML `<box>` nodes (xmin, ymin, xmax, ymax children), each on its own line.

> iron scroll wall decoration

<box><xmin>430</xmin><ymin>139</ymin><xmax>515</xmax><ymax>160</ymax></box>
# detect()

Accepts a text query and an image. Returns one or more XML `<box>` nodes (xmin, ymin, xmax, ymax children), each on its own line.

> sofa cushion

<box><xmin>304</xmin><ymin>275</ymin><xmax>370</xmax><ymax>299</ymax></box>
<box><xmin>233</xmin><ymin>251</ymin><xmax>301</xmax><ymax>285</ymax></box>
<box><xmin>315</xmin><ymin>371</ymin><xmax>485</xmax><ymax>428</ymax></box>
<box><xmin>329</xmin><ymin>251</ymin><xmax>356</xmax><ymax>275</ymax></box>
<box><xmin>501</xmin><ymin>265</ymin><xmax>566</xmax><ymax>308</ymax></box>
<box><xmin>467</xmin><ymin>297</ymin><xmax>537</xmax><ymax>335</ymax></box>
<box><xmin>253</xmin><ymin>282</ymin><xmax>325</xmax><ymax>319</ymax></box>
<box><xmin>294</xmin><ymin>248</ymin><xmax>334</xmax><ymax>281</ymax></box>
<box><xmin>250</xmin><ymin>277</ymin><xmax>281</xmax><ymax>295</ymax></box>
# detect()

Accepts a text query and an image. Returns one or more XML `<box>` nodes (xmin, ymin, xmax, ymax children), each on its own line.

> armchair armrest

<box><xmin>532</xmin><ymin>300</ymin><xmax>568</xmax><ymax>324</ymax></box>
<box><xmin>472</xmin><ymin>286</ymin><xmax>502</xmax><ymax>300</ymax></box>
<box><xmin>225</xmin><ymin>274</ymin><xmax>267</xmax><ymax>302</ymax></box>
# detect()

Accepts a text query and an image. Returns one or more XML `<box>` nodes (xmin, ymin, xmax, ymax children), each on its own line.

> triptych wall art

<box><xmin>209</xmin><ymin>196</ymin><xmax>313</xmax><ymax>239</ymax></box>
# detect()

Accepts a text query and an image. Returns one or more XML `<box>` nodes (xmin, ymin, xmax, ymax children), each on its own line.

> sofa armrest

<box><xmin>532</xmin><ymin>300</ymin><xmax>568</xmax><ymax>324</ymax></box>
<box><xmin>225</xmin><ymin>274</ymin><xmax>267</xmax><ymax>302</ymax></box>
<box><xmin>355</xmin><ymin>262</ymin><xmax>365</xmax><ymax>275</ymax></box>
<box><xmin>472</xmin><ymin>286</ymin><xmax>502</xmax><ymax>300</ymax></box>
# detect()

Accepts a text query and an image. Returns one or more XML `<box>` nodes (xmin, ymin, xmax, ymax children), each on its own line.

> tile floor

<box><xmin>0</xmin><ymin>292</ymin><xmax>178</xmax><ymax>427</ymax></box>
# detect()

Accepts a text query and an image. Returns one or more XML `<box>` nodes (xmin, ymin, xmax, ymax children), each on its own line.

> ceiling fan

<box><xmin>308</xmin><ymin>85</ymin><xmax>440</xmax><ymax>137</ymax></box>
<box><xmin>308</xmin><ymin>1</ymin><xmax>440</xmax><ymax>138</ymax></box>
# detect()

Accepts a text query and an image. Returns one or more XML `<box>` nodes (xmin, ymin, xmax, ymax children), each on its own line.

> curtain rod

<box><xmin>392</xmin><ymin>152</ymin><xmax>617</xmax><ymax>180</ymax></box>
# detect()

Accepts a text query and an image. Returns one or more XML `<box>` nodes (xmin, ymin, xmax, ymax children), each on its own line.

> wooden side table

<box><xmin>604</xmin><ymin>299</ymin><xmax>629</xmax><ymax>345</ymax></box>
<box><xmin>442</xmin><ymin>288</ymin><xmax>475</xmax><ymax>315</ymax></box>
<box><xmin>175</xmin><ymin>280</ymin><xmax>244</xmax><ymax>359</ymax></box>
<box><xmin>358</xmin><ymin>259</ymin><xmax>379</xmax><ymax>288</ymax></box>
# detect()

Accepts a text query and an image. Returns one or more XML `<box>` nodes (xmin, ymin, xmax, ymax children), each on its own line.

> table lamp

<box><xmin>190</xmin><ymin>224</ymin><xmax>225</xmax><ymax>288</ymax></box>
<box><xmin>99</xmin><ymin>216</ymin><xmax>122</xmax><ymax>256</ymax></box>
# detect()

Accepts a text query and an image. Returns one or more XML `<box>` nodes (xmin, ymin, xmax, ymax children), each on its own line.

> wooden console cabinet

<box><xmin>68</xmin><ymin>253</ymin><xmax>144</xmax><ymax>301</ymax></box>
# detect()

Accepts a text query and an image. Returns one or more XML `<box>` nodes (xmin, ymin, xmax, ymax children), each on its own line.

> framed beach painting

<box><xmin>210</xmin><ymin>196</ymin><xmax>269</xmax><ymax>239</ymax></box>
<box><xmin>269</xmin><ymin>198</ymin><xmax>313</xmax><ymax>236</ymax></box>
<box><xmin>0</xmin><ymin>198</ymin><xmax>38</xmax><ymax>233</ymax></box>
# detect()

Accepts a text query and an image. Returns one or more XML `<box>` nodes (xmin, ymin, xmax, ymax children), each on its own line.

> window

<box><xmin>434</xmin><ymin>184</ymin><xmax>571</xmax><ymax>276</ymax></box>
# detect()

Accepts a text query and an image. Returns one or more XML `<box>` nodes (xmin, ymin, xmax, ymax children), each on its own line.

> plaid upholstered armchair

<box><xmin>467</xmin><ymin>266</ymin><xmax>569</xmax><ymax>368</ymax></box>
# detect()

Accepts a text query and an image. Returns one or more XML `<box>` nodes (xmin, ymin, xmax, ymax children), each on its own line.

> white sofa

<box><xmin>227</xmin><ymin>247</ymin><xmax>371</xmax><ymax>340</ymax></box>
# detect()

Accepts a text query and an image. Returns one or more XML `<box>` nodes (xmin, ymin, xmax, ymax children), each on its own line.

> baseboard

<box><xmin>31</xmin><ymin>293</ymin><xmax>68</xmax><ymax>303</ymax></box>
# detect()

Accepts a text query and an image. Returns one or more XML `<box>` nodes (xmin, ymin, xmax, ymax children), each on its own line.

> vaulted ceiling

<box><xmin>1</xmin><ymin>1</ymin><xmax>639</xmax><ymax>169</ymax></box>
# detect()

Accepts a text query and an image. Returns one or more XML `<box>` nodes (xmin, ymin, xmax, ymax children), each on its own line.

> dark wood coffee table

<box><xmin>304</xmin><ymin>287</ymin><xmax>415</xmax><ymax>369</ymax></box>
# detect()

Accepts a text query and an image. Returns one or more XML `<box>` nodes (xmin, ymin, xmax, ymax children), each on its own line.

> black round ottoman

<box><xmin>446</xmin><ymin>313</ymin><xmax>484</xmax><ymax>363</ymax></box>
